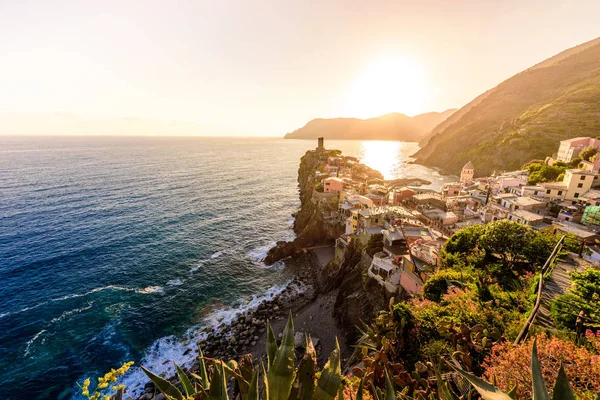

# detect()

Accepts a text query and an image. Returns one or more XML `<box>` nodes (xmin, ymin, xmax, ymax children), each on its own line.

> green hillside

<box><xmin>415</xmin><ymin>37</ymin><xmax>600</xmax><ymax>176</ymax></box>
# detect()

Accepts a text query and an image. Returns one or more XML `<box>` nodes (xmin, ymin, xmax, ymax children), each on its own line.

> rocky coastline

<box><xmin>132</xmin><ymin>146</ymin><xmax>384</xmax><ymax>400</ymax></box>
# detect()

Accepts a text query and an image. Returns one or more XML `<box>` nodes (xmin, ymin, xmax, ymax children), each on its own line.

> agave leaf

<box><xmin>313</xmin><ymin>339</ymin><xmax>342</xmax><ymax>400</ymax></box>
<box><xmin>296</xmin><ymin>335</ymin><xmax>317</xmax><ymax>400</ymax></box>
<box><xmin>262</xmin><ymin>361</ymin><xmax>270</xmax><ymax>400</ymax></box>
<box><xmin>531</xmin><ymin>340</ymin><xmax>550</xmax><ymax>400</ymax></box>
<box><xmin>239</xmin><ymin>354</ymin><xmax>256</xmax><ymax>384</ymax></box>
<box><xmin>141</xmin><ymin>366</ymin><xmax>184</xmax><ymax>400</ymax></box>
<box><xmin>449</xmin><ymin>364</ymin><xmax>513</xmax><ymax>400</ymax></box>
<box><xmin>210</xmin><ymin>357</ymin><xmax>250</xmax><ymax>398</ymax></box>
<box><xmin>434</xmin><ymin>365</ymin><xmax>459</xmax><ymax>400</ymax></box>
<box><xmin>384</xmin><ymin>370</ymin><xmax>395</xmax><ymax>400</ymax></box>
<box><xmin>174</xmin><ymin>362</ymin><xmax>195</xmax><ymax>396</ymax></box>
<box><xmin>197</xmin><ymin>346</ymin><xmax>210</xmax><ymax>390</ymax></box>
<box><xmin>355</xmin><ymin>378</ymin><xmax>364</xmax><ymax>400</ymax></box>
<box><xmin>208</xmin><ymin>364</ymin><xmax>229</xmax><ymax>400</ymax></box>
<box><xmin>507</xmin><ymin>386</ymin><xmax>517</xmax><ymax>399</ymax></box>
<box><xmin>338</xmin><ymin>381</ymin><xmax>345</xmax><ymax>400</ymax></box>
<box><xmin>267</xmin><ymin>321</ymin><xmax>277</xmax><ymax>369</ymax></box>
<box><xmin>551</xmin><ymin>363</ymin><xmax>575</xmax><ymax>400</ymax></box>
<box><xmin>267</xmin><ymin>313</ymin><xmax>297</xmax><ymax>400</ymax></box>
<box><xmin>248</xmin><ymin>369</ymin><xmax>259</xmax><ymax>400</ymax></box>
<box><xmin>370</xmin><ymin>381</ymin><xmax>382</xmax><ymax>400</ymax></box>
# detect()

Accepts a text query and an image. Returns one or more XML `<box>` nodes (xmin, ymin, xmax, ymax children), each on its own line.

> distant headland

<box><xmin>283</xmin><ymin>110</ymin><xmax>456</xmax><ymax>141</ymax></box>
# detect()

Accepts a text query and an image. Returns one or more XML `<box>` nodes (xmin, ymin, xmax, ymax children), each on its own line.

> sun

<box><xmin>344</xmin><ymin>55</ymin><xmax>430</xmax><ymax>119</ymax></box>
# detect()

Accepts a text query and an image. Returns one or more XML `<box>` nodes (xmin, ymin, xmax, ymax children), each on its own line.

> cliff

<box><xmin>265</xmin><ymin>147</ymin><xmax>394</xmax><ymax>344</ymax></box>
<box><xmin>264</xmin><ymin>148</ymin><xmax>382</xmax><ymax>264</ymax></box>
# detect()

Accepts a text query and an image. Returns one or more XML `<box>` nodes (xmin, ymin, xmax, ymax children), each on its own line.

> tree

<box><xmin>479</xmin><ymin>220</ymin><xmax>530</xmax><ymax>270</ymax></box>
<box><xmin>579</xmin><ymin>145</ymin><xmax>598</xmax><ymax>162</ymax></box>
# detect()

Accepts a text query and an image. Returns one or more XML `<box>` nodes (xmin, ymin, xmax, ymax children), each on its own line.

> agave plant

<box><xmin>141</xmin><ymin>313</ymin><xmax>343</xmax><ymax>400</ymax></box>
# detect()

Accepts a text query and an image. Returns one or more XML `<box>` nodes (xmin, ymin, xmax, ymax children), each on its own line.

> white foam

<box><xmin>2</xmin><ymin>285</ymin><xmax>163</xmax><ymax>320</ymax></box>
<box><xmin>167</xmin><ymin>279</ymin><xmax>184</xmax><ymax>287</ymax></box>
<box><xmin>189</xmin><ymin>260</ymin><xmax>204</xmax><ymax>273</ymax></box>
<box><xmin>24</xmin><ymin>329</ymin><xmax>47</xmax><ymax>356</ymax></box>
<box><xmin>118</xmin><ymin>281</ymin><xmax>291</xmax><ymax>397</ymax></box>
<box><xmin>210</xmin><ymin>250</ymin><xmax>226</xmax><ymax>259</ymax></box>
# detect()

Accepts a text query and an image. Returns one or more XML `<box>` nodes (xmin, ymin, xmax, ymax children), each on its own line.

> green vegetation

<box><xmin>580</xmin><ymin>145</ymin><xmax>599</xmax><ymax>161</ymax></box>
<box><xmin>365</xmin><ymin>234</ymin><xmax>383</xmax><ymax>257</ymax></box>
<box><xmin>551</xmin><ymin>267</ymin><xmax>600</xmax><ymax>331</ymax></box>
<box><xmin>415</xmin><ymin>37</ymin><xmax>600</xmax><ymax>175</ymax></box>
<box><xmin>83</xmin><ymin>221</ymin><xmax>600</xmax><ymax>399</ymax></box>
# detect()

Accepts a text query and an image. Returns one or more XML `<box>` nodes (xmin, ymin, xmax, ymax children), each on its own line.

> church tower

<box><xmin>460</xmin><ymin>161</ymin><xmax>474</xmax><ymax>184</ymax></box>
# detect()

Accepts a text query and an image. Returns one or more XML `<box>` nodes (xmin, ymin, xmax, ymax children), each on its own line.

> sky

<box><xmin>1</xmin><ymin>0</ymin><xmax>599</xmax><ymax>136</ymax></box>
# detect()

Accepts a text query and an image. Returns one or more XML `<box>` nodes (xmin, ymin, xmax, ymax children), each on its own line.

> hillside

<box><xmin>415</xmin><ymin>37</ymin><xmax>600</xmax><ymax>176</ymax></box>
<box><xmin>284</xmin><ymin>109</ymin><xmax>456</xmax><ymax>141</ymax></box>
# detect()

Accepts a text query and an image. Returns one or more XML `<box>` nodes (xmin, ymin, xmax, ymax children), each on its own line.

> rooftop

<box><xmin>560</xmin><ymin>137</ymin><xmax>592</xmax><ymax>143</ymax></box>
<box><xmin>510</xmin><ymin>209</ymin><xmax>544</xmax><ymax>222</ymax></box>
<box><xmin>513</xmin><ymin>196</ymin><xmax>545</xmax><ymax>207</ymax></box>
<box><xmin>566</xmin><ymin>169</ymin><xmax>596</xmax><ymax>176</ymax></box>
<box><xmin>542</xmin><ymin>182</ymin><xmax>567</xmax><ymax>190</ymax></box>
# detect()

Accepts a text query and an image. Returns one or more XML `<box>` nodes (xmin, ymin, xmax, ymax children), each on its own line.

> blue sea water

<box><xmin>0</xmin><ymin>136</ymin><xmax>450</xmax><ymax>399</ymax></box>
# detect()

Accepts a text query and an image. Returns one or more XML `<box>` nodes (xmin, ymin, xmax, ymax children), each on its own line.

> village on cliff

<box><xmin>310</xmin><ymin>137</ymin><xmax>600</xmax><ymax>296</ymax></box>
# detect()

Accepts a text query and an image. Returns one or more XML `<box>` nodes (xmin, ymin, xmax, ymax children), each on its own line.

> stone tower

<box><xmin>460</xmin><ymin>161</ymin><xmax>474</xmax><ymax>184</ymax></box>
<box><xmin>317</xmin><ymin>137</ymin><xmax>324</xmax><ymax>150</ymax></box>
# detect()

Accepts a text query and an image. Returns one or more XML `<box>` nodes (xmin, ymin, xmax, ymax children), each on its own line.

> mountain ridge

<box><xmin>415</xmin><ymin>36</ymin><xmax>600</xmax><ymax>176</ymax></box>
<box><xmin>284</xmin><ymin>109</ymin><xmax>456</xmax><ymax>142</ymax></box>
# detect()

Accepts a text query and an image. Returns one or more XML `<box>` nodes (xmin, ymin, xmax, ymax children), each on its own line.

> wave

<box><xmin>210</xmin><ymin>250</ymin><xmax>226</xmax><ymax>259</ymax></box>
<box><xmin>24</xmin><ymin>303</ymin><xmax>95</xmax><ymax>357</ymax></box>
<box><xmin>166</xmin><ymin>279</ymin><xmax>184</xmax><ymax>287</ymax></box>
<box><xmin>118</xmin><ymin>282</ymin><xmax>291</xmax><ymax>398</ymax></box>
<box><xmin>24</xmin><ymin>329</ymin><xmax>47</xmax><ymax>357</ymax></box>
<box><xmin>1</xmin><ymin>285</ymin><xmax>163</xmax><ymax>320</ymax></box>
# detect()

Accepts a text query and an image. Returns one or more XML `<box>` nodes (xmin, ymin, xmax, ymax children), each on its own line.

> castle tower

<box><xmin>460</xmin><ymin>161</ymin><xmax>474</xmax><ymax>184</ymax></box>
<box><xmin>317</xmin><ymin>137</ymin><xmax>324</xmax><ymax>150</ymax></box>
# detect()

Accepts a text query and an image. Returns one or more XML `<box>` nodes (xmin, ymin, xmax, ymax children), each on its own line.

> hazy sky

<box><xmin>1</xmin><ymin>0</ymin><xmax>599</xmax><ymax>136</ymax></box>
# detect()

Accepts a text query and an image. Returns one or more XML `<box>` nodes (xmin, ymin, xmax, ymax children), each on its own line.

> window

<box><xmin>574</xmin><ymin>193</ymin><xmax>580</xmax><ymax>198</ymax></box>
<box><xmin>581</xmin><ymin>175</ymin><xmax>586</xmax><ymax>180</ymax></box>
<box><xmin>546</xmin><ymin>189</ymin><xmax>551</xmax><ymax>194</ymax></box>
<box><xmin>578</xmin><ymin>183</ymin><xmax>583</xmax><ymax>188</ymax></box>
<box><xmin>558</xmin><ymin>191</ymin><xmax>563</xmax><ymax>195</ymax></box>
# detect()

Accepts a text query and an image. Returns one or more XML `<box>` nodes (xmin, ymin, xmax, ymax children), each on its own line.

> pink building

<box><xmin>323</xmin><ymin>177</ymin><xmax>344</xmax><ymax>193</ymax></box>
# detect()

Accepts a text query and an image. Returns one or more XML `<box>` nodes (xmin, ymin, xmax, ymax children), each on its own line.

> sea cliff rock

<box><xmin>264</xmin><ymin>148</ymin><xmax>382</xmax><ymax>265</ymax></box>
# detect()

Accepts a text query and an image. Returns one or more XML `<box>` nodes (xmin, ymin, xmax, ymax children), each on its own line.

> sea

<box><xmin>0</xmin><ymin>136</ymin><xmax>452</xmax><ymax>399</ymax></box>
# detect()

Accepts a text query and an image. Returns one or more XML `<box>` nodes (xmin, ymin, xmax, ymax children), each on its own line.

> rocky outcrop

<box><xmin>265</xmin><ymin>148</ymin><xmax>382</xmax><ymax>265</ymax></box>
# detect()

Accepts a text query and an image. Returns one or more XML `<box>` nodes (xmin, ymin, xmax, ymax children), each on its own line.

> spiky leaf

<box><xmin>267</xmin><ymin>313</ymin><xmax>297</xmax><ymax>400</ymax></box>
<box><xmin>531</xmin><ymin>340</ymin><xmax>550</xmax><ymax>400</ymax></box>
<box><xmin>314</xmin><ymin>339</ymin><xmax>342</xmax><ymax>400</ymax></box>
<box><xmin>449</xmin><ymin>364</ymin><xmax>513</xmax><ymax>400</ymax></box>
<box><xmin>141</xmin><ymin>366</ymin><xmax>184</xmax><ymax>400</ymax></box>
<box><xmin>551</xmin><ymin>363</ymin><xmax>575</xmax><ymax>400</ymax></box>
<box><xmin>197</xmin><ymin>346</ymin><xmax>210</xmax><ymax>390</ymax></box>
<box><xmin>248</xmin><ymin>369</ymin><xmax>259</xmax><ymax>400</ymax></box>
<box><xmin>267</xmin><ymin>321</ymin><xmax>277</xmax><ymax>369</ymax></box>
<box><xmin>355</xmin><ymin>378</ymin><xmax>364</xmax><ymax>400</ymax></box>
<box><xmin>208</xmin><ymin>364</ymin><xmax>229</xmax><ymax>400</ymax></box>
<box><xmin>384</xmin><ymin>370</ymin><xmax>395</xmax><ymax>400</ymax></box>
<box><xmin>174</xmin><ymin>362</ymin><xmax>195</xmax><ymax>396</ymax></box>
<box><xmin>297</xmin><ymin>335</ymin><xmax>317</xmax><ymax>400</ymax></box>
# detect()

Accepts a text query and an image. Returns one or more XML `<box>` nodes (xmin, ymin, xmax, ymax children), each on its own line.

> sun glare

<box><xmin>345</xmin><ymin>55</ymin><xmax>430</xmax><ymax>119</ymax></box>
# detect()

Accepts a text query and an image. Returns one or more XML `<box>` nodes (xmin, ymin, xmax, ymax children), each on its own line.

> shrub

<box><xmin>483</xmin><ymin>333</ymin><xmax>600</xmax><ymax>399</ymax></box>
